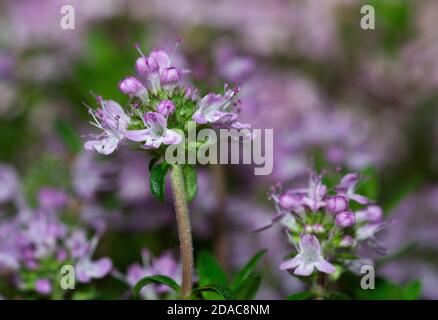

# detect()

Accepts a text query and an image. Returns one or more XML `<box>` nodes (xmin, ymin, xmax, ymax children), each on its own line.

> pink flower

<box><xmin>280</xmin><ymin>234</ymin><xmax>336</xmax><ymax>276</ymax></box>
<box><xmin>84</xmin><ymin>99</ymin><xmax>130</xmax><ymax>155</ymax></box>
<box><xmin>125</xmin><ymin>112</ymin><xmax>182</xmax><ymax>149</ymax></box>
<box><xmin>336</xmin><ymin>173</ymin><xmax>370</xmax><ymax>205</ymax></box>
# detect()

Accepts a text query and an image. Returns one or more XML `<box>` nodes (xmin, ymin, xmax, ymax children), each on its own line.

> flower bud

<box><xmin>119</xmin><ymin>77</ymin><xmax>148</xmax><ymax>99</ymax></box>
<box><xmin>156</xmin><ymin>100</ymin><xmax>175</xmax><ymax>117</ymax></box>
<box><xmin>339</xmin><ymin>235</ymin><xmax>356</xmax><ymax>248</ymax></box>
<box><xmin>356</xmin><ymin>205</ymin><xmax>383</xmax><ymax>223</ymax></box>
<box><xmin>279</xmin><ymin>192</ymin><xmax>301</xmax><ymax>210</ymax></box>
<box><xmin>184</xmin><ymin>85</ymin><xmax>199</xmax><ymax>101</ymax></box>
<box><xmin>335</xmin><ymin>211</ymin><xmax>356</xmax><ymax>228</ymax></box>
<box><xmin>135</xmin><ymin>56</ymin><xmax>159</xmax><ymax>74</ymax></box>
<box><xmin>326</xmin><ymin>195</ymin><xmax>348</xmax><ymax>213</ymax></box>
<box><xmin>313</xmin><ymin>224</ymin><xmax>325</xmax><ymax>233</ymax></box>
<box><xmin>160</xmin><ymin>67</ymin><xmax>181</xmax><ymax>90</ymax></box>
<box><xmin>35</xmin><ymin>279</ymin><xmax>52</xmax><ymax>295</ymax></box>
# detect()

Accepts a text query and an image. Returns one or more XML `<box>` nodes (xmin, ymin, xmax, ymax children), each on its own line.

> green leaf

<box><xmin>286</xmin><ymin>291</ymin><xmax>314</xmax><ymax>300</ymax></box>
<box><xmin>197</xmin><ymin>251</ymin><xmax>228</xmax><ymax>286</ymax></box>
<box><xmin>192</xmin><ymin>284</ymin><xmax>234</xmax><ymax>300</ymax></box>
<box><xmin>231</xmin><ymin>250</ymin><xmax>266</xmax><ymax>291</ymax></box>
<box><xmin>149</xmin><ymin>162</ymin><xmax>170</xmax><ymax>202</ymax></box>
<box><xmin>355</xmin><ymin>278</ymin><xmax>422</xmax><ymax>300</ymax></box>
<box><xmin>182</xmin><ymin>165</ymin><xmax>197</xmax><ymax>202</ymax></box>
<box><xmin>233</xmin><ymin>274</ymin><xmax>261</xmax><ymax>300</ymax></box>
<box><xmin>197</xmin><ymin>251</ymin><xmax>228</xmax><ymax>300</ymax></box>
<box><xmin>134</xmin><ymin>275</ymin><xmax>180</xmax><ymax>299</ymax></box>
<box><xmin>403</xmin><ymin>280</ymin><xmax>422</xmax><ymax>300</ymax></box>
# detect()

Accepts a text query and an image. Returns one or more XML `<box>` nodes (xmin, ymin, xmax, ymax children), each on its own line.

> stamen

<box><xmin>134</xmin><ymin>43</ymin><xmax>145</xmax><ymax>57</ymax></box>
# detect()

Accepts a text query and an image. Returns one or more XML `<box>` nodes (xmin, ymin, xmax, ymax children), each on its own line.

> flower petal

<box><xmin>150</xmin><ymin>49</ymin><xmax>171</xmax><ymax>71</ymax></box>
<box><xmin>162</xmin><ymin>129</ymin><xmax>182</xmax><ymax>145</ymax></box>
<box><xmin>193</xmin><ymin>112</ymin><xmax>207</xmax><ymax>124</ymax></box>
<box><xmin>279</xmin><ymin>256</ymin><xmax>301</xmax><ymax>270</ymax></box>
<box><xmin>315</xmin><ymin>259</ymin><xmax>336</xmax><ymax>274</ymax></box>
<box><xmin>294</xmin><ymin>263</ymin><xmax>314</xmax><ymax>276</ymax></box>
<box><xmin>125</xmin><ymin>129</ymin><xmax>151</xmax><ymax>142</ymax></box>
<box><xmin>349</xmin><ymin>193</ymin><xmax>370</xmax><ymax>205</ymax></box>
<box><xmin>84</xmin><ymin>136</ymin><xmax>118</xmax><ymax>155</ymax></box>
<box><xmin>300</xmin><ymin>234</ymin><xmax>321</xmax><ymax>254</ymax></box>
<box><xmin>145</xmin><ymin>112</ymin><xmax>167</xmax><ymax>136</ymax></box>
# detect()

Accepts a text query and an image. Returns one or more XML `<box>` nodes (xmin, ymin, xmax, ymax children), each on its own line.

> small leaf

<box><xmin>286</xmin><ymin>291</ymin><xmax>314</xmax><ymax>300</ymax></box>
<box><xmin>182</xmin><ymin>165</ymin><xmax>197</xmax><ymax>202</ymax></box>
<box><xmin>403</xmin><ymin>280</ymin><xmax>421</xmax><ymax>300</ymax></box>
<box><xmin>231</xmin><ymin>250</ymin><xmax>266</xmax><ymax>291</ymax></box>
<box><xmin>134</xmin><ymin>275</ymin><xmax>180</xmax><ymax>299</ymax></box>
<box><xmin>149</xmin><ymin>162</ymin><xmax>169</xmax><ymax>201</ymax></box>
<box><xmin>197</xmin><ymin>251</ymin><xmax>228</xmax><ymax>285</ymax></box>
<box><xmin>233</xmin><ymin>274</ymin><xmax>261</xmax><ymax>300</ymax></box>
<box><xmin>192</xmin><ymin>284</ymin><xmax>234</xmax><ymax>300</ymax></box>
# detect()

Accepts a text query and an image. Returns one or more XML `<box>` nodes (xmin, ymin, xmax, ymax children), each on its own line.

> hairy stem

<box><xmin>170</xmin><ymin>164</ymin><xmax>194</xmax><ymax>298</ymax></box>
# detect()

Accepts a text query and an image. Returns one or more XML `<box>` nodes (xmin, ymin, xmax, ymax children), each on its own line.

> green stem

<box><xmin>170</xmin><ymin>164</ymin><xmax>194</xmax><ymax>298</ymax></box>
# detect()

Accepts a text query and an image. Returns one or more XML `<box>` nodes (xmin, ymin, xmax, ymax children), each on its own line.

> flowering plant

<box><xmin>0</xmin><ymin>187</ymin><xmax>112</xmax><ymax>299</ymax></box>
<box><xmin>84</xmin><ymin>41</ymin><xmax>247</xmax><ymax>298</ymax></box>
<box><xmin>259</xmin><ymin>169</ymin><xmax>393</xmax><ymax>299</ymax></box>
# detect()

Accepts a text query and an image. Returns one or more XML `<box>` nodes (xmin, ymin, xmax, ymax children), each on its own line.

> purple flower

<box><xmin>156</xmin><ymin>100</ymin><xmax>175</xmax><ymax>117</ymax></box>
<box><xmin>66</xmin><ymin>230</ymin><xmax>91</xmax><ymax>259</ymax></box>
<box><xmin>85</xmin><ymin>99</ymin><xmax>130</xmax><ymax>155</ymax></box>
<box><xmin>280</xmin><ymin>234</ymin><xmax>336</xmax><ymax>276</ymax></box>
<box><xmin>149</xmin><ymin>49</ymin><xmax>172</xmax><ymax>72</ymax></box>
<box><xmin>37</xmin><ymin>187</ymin><xmax>68</xmax><ymax>211</ymax></box>
<box><xmin>35</xmin><ymin>278</ymin><xmax>52</xmax><ymax>295</ymax></box>
<box><xmin>135</xmin><ymin>55</ymin><xmax>159</xmax><ymax>74</ymax></box>
<box><xmin>135</xmin><ymin>48</ymin><xmax>181</xmax><ymax>94</ymax></box>
<box><xmin>279</xmin><ymin>192</ymin><xmax>303</xmax><ymax>211</ymax></box>
<box><xmin>76</xmin><ymin>257</ymin><xmax>113</xmax><ymax>283</ymax></box>
<box><xmin>300</xmin><ymin>171</ymin><xmax>327</xmax><ymax>212</ymax></box>
<box><xmin>184</xmin><ymin>85</ymin><xmax>199</xmax><ymax>101</ymax></box>
<box><xmin>192</xmin><ymin>87</ymin><xmax>249</xmax><ymax>129</ymax></box>
<box><xmin>119</xmin><ymin>76</ymin><xmax>148</xmax><ymax>99</ymax></box>
<box><xmin>125</xmin><ymin>112</ymin><xmax>182</xmax><ymax>149</ymax></box>
<box><xmin>356</xmin><ymin>205</ymin><xmax>383</xmax><ymax>223</ymax></box>
<box><xmin>160</xmin><ymin>67</ymin><xmax>182</xmax><ymax>91</ymax></box>
<box><xmin>74</xmin><ymin>235</ymin><xmax>112</xmax><ymax>283</ymax></box>
<box><xmin>336</xmin><ymin>173</ymin><xmax>370</xmax><ymax>205</ymax></box>
<box><xmin>23</xmin><ymin>214</ymin><xmax>67</xmax><ymax>259</ymax></box>
<box><xmin>121</xmin><ymin>249</ymin><xmax>181</xmax><ymax>299</ymax></box>
<box><xmin>335</xmin><ymin>211</ymin><xmax>356</xmax><ymax>228</ymax></box>
<box><xmin>325</xmin><ymin>195</ymin><xmax>348</xmax><ymax>214</ymax></box>
<box><xmin>356</xmin><ymin>220</ymin><xmax>394</xmax><ymax>254</ymax></box>
<box><xmin>72</xmin><ymin>152</ymin><xmax>111</xmax><ymax>199</ymax></box>
<box><xmin>339</xmin><ymin>235</ymin><xmax>356</xmax><ymax>248</ymax></box>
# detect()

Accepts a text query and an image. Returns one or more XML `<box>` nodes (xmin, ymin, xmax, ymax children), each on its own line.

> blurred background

<box><xmin>0</xmin><ymin>0</ymin><xmax>437</xmax><ymax>299</ymax></box>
